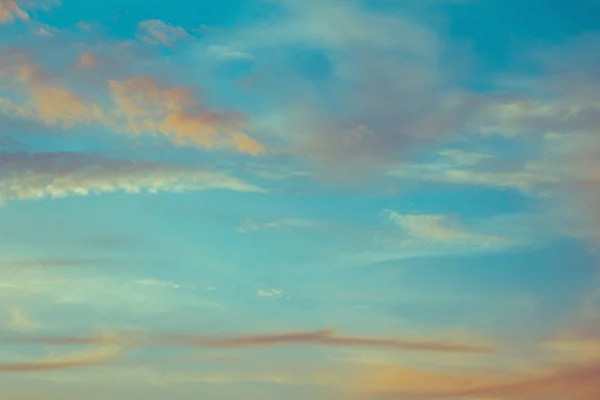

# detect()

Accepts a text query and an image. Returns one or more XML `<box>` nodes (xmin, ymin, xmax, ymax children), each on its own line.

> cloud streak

<box><xmin>216</xmin><ymin>0</ymin><xmax>473</xmax><ymax>178</ymax></box>
<box><xmin>0</xmin><ymin>346</ymin><xmax>121</xmax><ymax>373</ymax></box>
<box><xmin>0</xmin><ymin>151</ymin><xmax>264</xmax><ymax>203</ymax></box>
<box><xmin>3</xmin><ymin>328</ymin><xmax>497</xmax><ymax>354</ymax></box>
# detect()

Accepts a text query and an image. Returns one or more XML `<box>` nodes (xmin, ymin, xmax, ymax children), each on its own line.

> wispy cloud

<box><xmin>388</xmin><ymin>151</ymin><xmax>561</xmax><ymax>195</ymax></box>
<box><xmin>0</xmin><ymin>346</ymin><xmax>121</xmax><ymax>373</ymax></box>
<box><xmin>0</xmin><ymin>151</ymin><xmax>263</xmax><ymax>203</ymax></box>
<box><xmin>6</xmin><ymin>306</ymin><xmax>40</xmax><ymax>332</ymax></box>
<box><xmin>5</xmin><ymin>328</ymin><xmax>497</xmax><ymax>354</ymax></box>
<box><xmin>235</xmin><ymin>218</ymin><xmax>322</xmax><ymax>233</ymax></box>
<box><xmin>136</xmin><ymin>20</ymin><xmax>189</xmax><ymax>46</ymax></box>
<box><xmin>107</xmin><ymin>76</ymin><xmax>264</xmax><ymax>154</ymax></box>
<box><xmin>211</xmin><ymin>0</ymin><xmax>472</xmax><ymax>178</ymax></box>
<box><xmin>0</xmin><ymin>0</ymin><xmax>29</xmax><ymax>24</ymax></box>
<box><xmin>0</xmin><ymin>258</ymin><xmax>110</xmax><ymax>268</ymax></box>
<box><xmin>256</xmin><ymin>288</ymin><xmax>284</xmax><ymax>298</ymax></box>
<box><xmin>380</xmin><ymin>210</ymin><xmax>508</xmax><ymax>247</ymax></box>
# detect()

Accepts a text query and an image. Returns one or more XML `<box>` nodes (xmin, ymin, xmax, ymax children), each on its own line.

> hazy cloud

<box><xmin>6</xmin><ymin>306</ymin><xmax>40</xmax><ymax>332</ymax></box>
<box><xmin>136</xmin><ymin>20</ymin><xmax>189</xmax><ymax>46</ymax></box>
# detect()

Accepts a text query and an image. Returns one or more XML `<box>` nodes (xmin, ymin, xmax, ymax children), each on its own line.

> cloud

<box><xmin>436</xmin><ymin>149</ymin><xmax>492</xmax><ymax>167</ymax></box>
<box><xmin>0</xmin><ymin>269</ymin><xmax>222</xmax><ymax>313</ymax></box>
<box><xmin>0</xmin><ymin>52</ymin><xmax>105</xmax><ymax>127</ymax></box>
<box><xmin>6</xmin><ymin>328</ymin><xmax>497</xmax><ymax>354</ymax></box>
<box><xmin>380</xmin><ymin>210</ymin><xmax>507</xmax><ymax>247</ymax></box>
<box><xmin>0</xmin><ymin>52</ymin><xmax>264</xmax><ymax>154</ymax></box>
<box><xmin>75</xmin><ymin>53</ymin><xmax>98</xmax><ymax>69</ymax></box>
<box><xmin>466</xmin><ymin>36</ymin><xmax>600</xmax><ymax>139</ymax></box>
<box><xmin>0</xmin><ymin>258</ymin><xmax>110</xmax><ymax>268</ymax></box>
<box><xmin>0</xmin><ymin>151</ymin><xmax>264</xmax><ymax>203</ymax></box>
<box><xmin>0</xmin><ymin>0</ymin><xmax>58</xmax><ymax>24</ymax></box>
<box><xmin>211</xmin><ymin>0</ymin><xmax>472</xmax><ymax>178</ymax></box>
<box><xmin>6</xmin><ymin>306</ymin><xmax>40</xmax><ymax>332</ymax></box>
<box><xmin>136</xmin><ymin>20</ymin><xmax>189</xmax><ymax>46</ymax></box>
<box><xmin>388</xmin><ymin>150</ymin><xmax>561</xmax><ymax>195</ymax></box>
<box><xmin>256</xmin><ymin>288</ymin><xmax>284</xmax><ymax>298</ymax></box>
<box><xmin>235</xmin><ymin>218</ymin><xmax>323</xmax><ymax>233</ymax></box>
<box><xmin>0</xmin><ymin>0</ymin><xmax>29</xmax><ymax>24</ymax></box>
<box><xmin>0</xmin><ymin>346</ymin><xmax>121</xmax><ymax>373</ymax></box>
<box><xmin>348</xmin><ymin>359</ymin><xmax>600</xmax><ymax>400</ymax></box>
<box><xmin>107</xmin><ymin>76</ymin><xmax>264</xmax><ymax>154</ymax></box>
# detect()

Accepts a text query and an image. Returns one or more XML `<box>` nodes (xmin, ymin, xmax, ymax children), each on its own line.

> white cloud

<box><xmin>235</xmin><ymin>218</ymin><xmax>322</xmax><ymax>233</ymax></box>
<box><xmin>0</xmin><ymin>152</ymin><xmax>264</xmax><ymax>203</ymax></box>
<box><xmin>388</xmin><ymin>150</ymin><xmax>561</xmax><ymax>195</ymax></box>
<box><xmin>257</xmin><ymin>289</ymin><xmax>284</xmax><ymax>299</ymax></box>
<box><xmin>136</xmin><ymin>20</ymin><xmax>189</xmax><ymax>46</ymax></box>
<box><xmin>381</xmin><ymin>210</ymin><xmax>507</xmax><ymax>247</ymax></box>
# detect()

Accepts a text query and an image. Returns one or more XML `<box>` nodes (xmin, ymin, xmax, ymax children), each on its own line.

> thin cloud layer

<box><xmin>136</xmin><ymin>20</ymin><xmax>189</xmax><ymax>46</ymax></box>
<box><xmin>0</xmin><ymin>0</ymin><xmax>599</xmax><ymax>398</ymax></box>
<box><xmin>108</xmin><ymin>76</ymin><xmax>264</xmax><ymax>153</ymax></box>
<box><xmin>0</xmin><ymin>151</ymin><xmax>263</xmax><ymax>202</ymax></box>
<box><xmin>219</xmin><ymin>0</ymin><xmax>472</xmax><ymax>178</ymax></box>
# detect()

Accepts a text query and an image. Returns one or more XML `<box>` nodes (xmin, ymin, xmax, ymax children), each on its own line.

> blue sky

<box><xmin>1</xmin><ymin>0</ymin><xmax>600</xmax><ymax>399</ymax></box>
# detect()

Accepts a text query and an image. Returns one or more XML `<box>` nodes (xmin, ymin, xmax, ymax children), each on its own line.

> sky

<box><xmin>0</xmin><ymin>0</ymin><xmax>600</xmax><ymax>399</ymax></box>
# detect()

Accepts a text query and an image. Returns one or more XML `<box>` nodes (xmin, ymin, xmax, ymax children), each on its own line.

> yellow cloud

<box><xmin>108</xmin><ymin>76</ymin><xmax>264</xmax><ymax>154</ymax></box>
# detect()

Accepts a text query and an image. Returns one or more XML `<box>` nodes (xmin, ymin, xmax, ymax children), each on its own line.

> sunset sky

<box><xmin>1</xmin><ymin>0</ymin><xmax>600</xmax><ymax>399</ymax></box>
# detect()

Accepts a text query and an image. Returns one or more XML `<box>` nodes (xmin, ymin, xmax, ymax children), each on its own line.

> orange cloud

<box><xmin>3</xmin><ymin>327</ymin><xmax>496</xmax><ymax>354</ymax></box>
<box><xmin>0</xmin><ymin>0</ymin><xmax>29</xmax><ymax>24</ymax></box>
<box><xmin>1</xmin><ymin>52</ymin><xmax>263</xmax><ymax>154</ymax></box>
<box><xmin>0</xmin><ymin>52</ymin><xmax>104</xmax><ymax>126</ymax></box>
<box><xmin>108</xmin><ymin>76</ymin><xmax>264</xmax><ymax>154</ymax></box>
<box><xmin>347</xmin><ymin>358</ymin><xmax>600</xmax><ymax>400</ymax></box>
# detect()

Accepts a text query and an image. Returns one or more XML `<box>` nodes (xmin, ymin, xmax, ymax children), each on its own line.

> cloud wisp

<box><xmin>3</xmin><ymin>328</ymin><xmax>497</xmax><ymax>354</ymax></box>
<box><xmin>0</xmin><ymin>346</ymin><xmax>121</xmax><ymax>373</ymax></box>
<box><xmin>0</xmin><ymin>52</ymin><xmax>264</xmax><ymax>154</ymax></box>
<box><xmin>0</xmin><ymin>151</ymin><xmax>264</xmax><ymax>203</ymax></box>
